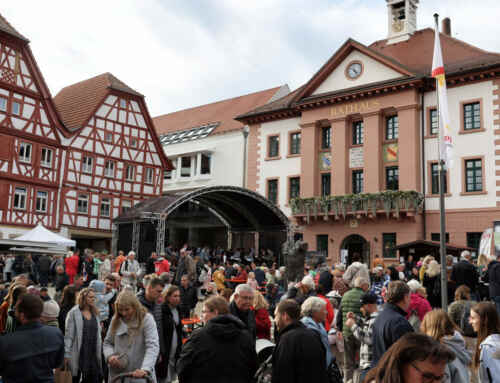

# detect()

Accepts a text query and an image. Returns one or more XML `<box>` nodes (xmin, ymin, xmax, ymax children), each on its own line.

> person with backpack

<box><xmin>406</xmin><ymin>279</ymin><xmax>432</xmax><ymax>331</ymax></box>
<box><xmin>421</xmin><ymin>309</ymin><xmax>471</xmax><ymax>383</ymax></box>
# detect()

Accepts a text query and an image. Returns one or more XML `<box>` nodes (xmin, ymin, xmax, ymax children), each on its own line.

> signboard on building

<box><xmin>349</xmin><ymin>147</ymin><xmax>364</xmax><ymax>168</ymax></box>
<box><xmin>383</xmin><ymin>143</ymin><xmax>399</xmax><ymax>163</ymax></box>
<box><xmin>319</xmin><ymin>152</ymin><xmax>332</xmax><ymax>171</ymax></box>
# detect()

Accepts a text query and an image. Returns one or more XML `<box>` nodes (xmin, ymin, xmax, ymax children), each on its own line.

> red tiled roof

<box><xmin>0</xmin><ymin>13</ymin><xmax>28</xmax><ymax>42</ymax></box>
<box><xmin>370</xmin><ymin>28</ymin><xmax>500</xmax><ymax>76</ymax></box>
<box><xmin>53</xmin><ymin>73</ymin><xmax>142</xmax><ymax>131</ymax></box>
<box><xmin>153</xmin><ymin>86</ymin><xmax>287</xmax><ymax>135</ymax></box>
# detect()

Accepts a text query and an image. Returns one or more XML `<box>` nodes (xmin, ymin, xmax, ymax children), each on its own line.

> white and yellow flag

<box><xmin>432</xmin><ymin>17</ymin><xmax>453</xmax><ymax>168</ymax></box>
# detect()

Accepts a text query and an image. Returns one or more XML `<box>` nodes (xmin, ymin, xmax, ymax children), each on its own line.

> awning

<box><xmin>9</xmin><ymin>246</ymin><xmax>67</xmax><ymax>255</ymax></box>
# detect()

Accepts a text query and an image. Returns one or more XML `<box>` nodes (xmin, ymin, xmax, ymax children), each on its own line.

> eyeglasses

<box><xmin>410</xmin><ymin>362</ymin><xmax>447</xmax><ymax>383</ymax></box>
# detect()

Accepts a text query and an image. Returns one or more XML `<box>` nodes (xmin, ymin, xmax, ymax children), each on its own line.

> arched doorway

<box><xmin>340</xmin><ymin>234</ymin><xmax>370</xmax><ymax>265</ymax></box>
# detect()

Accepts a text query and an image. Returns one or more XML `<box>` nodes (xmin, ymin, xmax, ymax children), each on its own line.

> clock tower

<box><xmin>386</xmin><ymin>0</ymin><xmax>419</xmax><ymax>44</ymax></box>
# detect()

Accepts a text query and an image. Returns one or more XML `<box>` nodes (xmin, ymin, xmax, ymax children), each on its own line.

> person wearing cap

<box><xmin>41</xmin><ymin>299</ymin><xmax>60</xmax><ymax>328</ymax></box>
<box><xmin>345</xmin><ymin>292</ymin><xmax>379</xmax><ymax>383</ymax></box>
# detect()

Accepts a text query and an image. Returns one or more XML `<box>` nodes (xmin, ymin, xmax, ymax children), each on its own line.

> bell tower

<box><xmin>386</xmin><ymin>0</ymin><xmax>419</xmax><ymax>44</ymax></box>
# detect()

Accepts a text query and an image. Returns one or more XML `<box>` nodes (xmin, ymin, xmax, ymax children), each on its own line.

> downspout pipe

<box><xmin>421</xmin><ymin>88</ymin><xmax>427</xmax><ymax>240</ymax></box>
<box><xmin>242</xmin><ymin>125</ymin><xmax>249</xmax><ymax>188</ymax></box>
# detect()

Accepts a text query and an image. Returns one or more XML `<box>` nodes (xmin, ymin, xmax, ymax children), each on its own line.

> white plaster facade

<box><xmin>163</xmin><ymin>130</ymin><xmax>247</xmax><ymax>193</ymax></box>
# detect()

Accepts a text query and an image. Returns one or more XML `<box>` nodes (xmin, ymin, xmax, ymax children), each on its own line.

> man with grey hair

<box><xmin>371</xmin><ymin>280</ymin><xmax>414</xmax><ymax>367</ymax></box>
<box><xmin>339</xmin><ymin>276</ymin><xmax>369</xmax><ymax>382</ymax></box>
<box><xmin>451</xmin><ymin>249</ymin><xmax>479</xmax><ymax>299</ymax></box>
<box><xmin>230</xmin><ymin>283</ymin><xmax>256</xmax><ymax>342</ymax></box>
<box><xmin>120</xmin><ymin>250</ymin><xmax>141</xmax><ymax>292</ymax></box>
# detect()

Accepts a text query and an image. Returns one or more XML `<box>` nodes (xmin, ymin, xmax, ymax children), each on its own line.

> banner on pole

<box><xmin>479</xmin><ymin>228</ymin><xmax>493</xmax><ymax>259</ymax></box>
<box><xmin>432</xmin><ymin>18</ymin><xmax>454</xmax><ymax>169</ymax></box>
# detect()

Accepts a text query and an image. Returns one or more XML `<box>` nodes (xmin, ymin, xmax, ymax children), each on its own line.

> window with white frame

<box><xmin>11</xmin><ymin>101</ymin><xmax>20</xmax><ymax>116</ymax></box>
<box><xmin>41</xmin><ymin>148</ymin><xmax>53</xmax><ymax>168</ymax></box>
<box><xmin>120</xmin><ymin>99</ymin><xmax>127</xmax><ymax>108</ymax></box>
<box><xmin>104</xmin><ymin>160</ymin><xmax>115</xmax><ymax>177</ymax></box>
<box><xmin>130</xmin><ymin>138</ymin><xmax>138</xmax><ymax>148</ymax></box>
<box><xmin>77</xmin><ymin>194</ymin><xmax>88</xmax><ymax>214</ymax></box>
<box><xmin>122</xmin><ymin>200</ymin><xmax>132</xmax><ymax>213</ymax></box>
<box><xmin>125</xmin><ymin>164</ymin><xmax>135</xmax><ymax>181</ymax></box>
<box><xmin>180</xmin><ymin>157</ymin><xmax>191</xmax><ymax>177</ymax></box>
<box><xmin>100</xmin><ymin>198</ymin><xmax>111</xmax><ymax>217</ymax></box>
<box><xmin>104</xmin><ymin>132</ymin><xmax>113</xmax><ymax>143</ymax></box>
<box><xmin>36</xmin><ymin>191</ymin><xmax>48</xmax><ymax>212</ymax></box>
<box><xmin>19</xmin><ymin>142</ymin><xmax>32</xmax><ymax>163</ymax></box>
<box><xmin>13</xmin><ymin>187</ymin><xmax>27</xmax><ymax>209</ymax></box>
<box><xmin>82</xmin><ymin>156</ymin><xmax>93</xmax><ymax>174</ymax></box>
<box><xmin>145</xmin><ymin>167</ymin><xmax>154</xmax><ymax>184</ymax></box>
<box><xmin>164</xmin><ymin>170</ymin><xmax>172</xmax><ymax>180</ymax></box>
<box><xmin>0</xmin><ymin>97</ymin><xmax>6</xmax><ymax>112</ymax></box>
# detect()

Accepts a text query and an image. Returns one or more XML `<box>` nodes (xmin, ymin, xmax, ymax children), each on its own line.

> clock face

<box><xmin>347</xmin><ymin>62</ymin><xmax>362</xmax><ymax>79</ymax></box>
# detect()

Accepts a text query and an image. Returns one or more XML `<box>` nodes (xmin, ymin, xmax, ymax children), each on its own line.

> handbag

<box><xmin>327</xmin><ymin>359</ymin><xmax>343</xmax><ymax>383</ymax></box>
<box><xmin>54</xmin><ymin>363</ymin><xmax>72</xmax><ymax>383</ymax></box>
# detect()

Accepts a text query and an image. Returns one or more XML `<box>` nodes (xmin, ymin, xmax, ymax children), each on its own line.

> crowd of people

<box><xmin>1</xmin><ymin>246</ymin><xmax>500</xmax><ymax>382</ymax></box>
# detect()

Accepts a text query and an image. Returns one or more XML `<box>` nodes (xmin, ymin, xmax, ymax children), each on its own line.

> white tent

<box><xmin>15</xmin><ymin>223</ymin><xmax>76</xmax><ymax>247</ymax></box>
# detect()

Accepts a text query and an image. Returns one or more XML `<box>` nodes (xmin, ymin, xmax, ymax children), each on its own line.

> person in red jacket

<box><xmin>234</xmin><ymin>264</ymin><xmax>248</xmax><ymax>281</ymax></box>
<box><xmin>154</xmin><ymin>254</ymin><xmax>170</xmax><ymax>275</ymax></box>
<box><xmin>406</xmin><ymin>279</ymin><xmax>432</xmax><ymax>322</ymax></box>
<box><xmin>253</xmin><ymin>291</ymin><xmax>271</xmax><ymax>340</ymax></box>
<box><xmin>64</xmin><ymin>251</ymin><xmax>79</xmax><ymax>284</ymax></box>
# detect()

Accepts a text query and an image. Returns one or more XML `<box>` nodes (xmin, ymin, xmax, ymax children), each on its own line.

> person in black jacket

<box><xmin>179</xmin><ymin>274</ymin><xmax>197</xmax><ymax>319</ymax></box>
<box><xmin>229</xmin><ymin>283</ymin><xmax>256</xmax><ymax>341</ymax></box>
<box><xmin>272</xmin><ymin>299</ymin><xmax>329</xmax><ymax>383</ymax></box>
<box><xmin>451</xmin><ymin>250</ymin><xmax>479</xmax><ymax>299</ymax></box>
<box><xmin>38</xmin><ymin>254</ymin><xmax>51</xmax><ymax>287</ymax></box>
<box><xmin>177</xmin><ymin>296</ymin><xmax>257</xmax><ymax>383</ymax></box>
<box><xmin>371</xmin><ymin>280</ymin><xmax>414</xmax><ymax>368</ymax></box>
<box><xmin>146</xmin><ymin>252</ymin><xmax>158</xmax><ymax>275</ymax></box>
<box><xmin>161</xmin><ymin>285</ymin><xmax>183</xmax><ymax>382</ymax></box>
<box><xmin>0</xmin><ymin>294</ymin><xmax>64</xmax><ymax>382</ymax></box>
<box><xmin>487</xmin><ymin>254</ymin><xmax>500</xmax><ymax>315</ymax></box>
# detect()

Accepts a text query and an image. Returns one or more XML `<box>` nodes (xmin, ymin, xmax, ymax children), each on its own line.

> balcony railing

<box><xmin>290</xmin><ymin>190</ymin><xmax>424</xmax><ymax>222</ymax></box>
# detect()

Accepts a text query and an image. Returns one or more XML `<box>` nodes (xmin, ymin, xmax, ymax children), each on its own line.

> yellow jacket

<box><xmin>213</xmin><ymin>270</ymin><xmax>225</xmax><ymax>291</ymax></box>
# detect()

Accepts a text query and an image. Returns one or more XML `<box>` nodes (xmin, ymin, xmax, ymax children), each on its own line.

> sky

<box><xmin>2</xmin><ymin>0</ymin><xmax>500</xmax><ymax>117</ymax></box>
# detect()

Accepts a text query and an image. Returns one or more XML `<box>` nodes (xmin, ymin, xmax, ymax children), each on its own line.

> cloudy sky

<box><xmin>2</xmin><ymin>0</ymin><xmax>500</xmax><ymax>117</ymax></box>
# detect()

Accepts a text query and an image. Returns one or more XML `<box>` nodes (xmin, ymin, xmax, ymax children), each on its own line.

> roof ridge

<box><xmin>154</xmin><ymin>85</ymin><xmax>284</xmax><ymax>118</ymax></box>
<box><xmin>0</xmin><ymin>13</ymin><xmax>28</xmax><ymax>42</ymax></box>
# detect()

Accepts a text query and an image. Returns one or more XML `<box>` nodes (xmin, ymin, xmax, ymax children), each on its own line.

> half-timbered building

<box><xmin>0</xmin><ymin>14</ymin><xmax>171</xmax><ymax>249</ymax></box>
<box><xmin>54</xmin><ymin>73</ymin><xmax>170</xmax><ymax>249</ymax></box>
<box><xmin>0</xmin><ymin>15</ymin><xmax>70</xmax><ymax>240</ymax></box>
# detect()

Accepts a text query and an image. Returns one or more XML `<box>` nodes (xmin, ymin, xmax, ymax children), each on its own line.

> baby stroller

<box><xmin>255</xmin><ymin>338</ymin><xmax>275</xmax><ymax>383</ymax></box>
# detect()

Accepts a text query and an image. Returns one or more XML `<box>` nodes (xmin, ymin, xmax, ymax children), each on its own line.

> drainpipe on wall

<box><xmin>242</xmin><ymin>125</ymin><xmax>250</xmax><ymax>188</ymax></box>
<box><xmin>420</xmin><ymin>89</ymin><xmax>427</xmax><ymax>240</ymax></box>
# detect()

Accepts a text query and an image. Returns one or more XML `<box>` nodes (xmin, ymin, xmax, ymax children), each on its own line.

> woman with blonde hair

<box><xmin>103</xmin><ymin>291</ymin><xmax>159</xmax><ymax>382</ymax></box>
<box><xmin>0</xmin><ymin>283</ymin><xmax>26</xmax><ymax>333</ymax></box>
<box><xmin>253</xmin><ymin>290</ymin><xmax>271</xmax><ymax>340</ymax></box>
<box><xmin>421</xmin><ymin>309</ymin><xmax>471</xmax><ymax>383</ymax></box>
<box><xmin>419</xmin><ymin>255</ymin><xmax>435</xmax><ymax>282</ymax></box>
<box><xmin>423</xmin><ymin>260</ymin><xmax>441</xmax><ymax>308</ymax></box>
<box><xmin>64</xmin><ymin>287</ymin><xmax>102</xmax><ymax>382</ymax></box>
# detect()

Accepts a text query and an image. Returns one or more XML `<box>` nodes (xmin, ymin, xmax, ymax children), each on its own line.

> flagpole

<box><xmin>434</xmin><ymin>13</ymin><xmax>448</xmax><ymax>310</ymax></box>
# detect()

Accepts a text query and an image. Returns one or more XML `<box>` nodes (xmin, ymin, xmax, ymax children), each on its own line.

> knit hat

<box><xmin>42</xmin><ymin>300</ymin><xmax>60</xmax><ymax>319</ymax></box>
<box><xmin>360</xmin><ymin>292</ymin><xmax>378</xmax><ymax>305</ymax></box>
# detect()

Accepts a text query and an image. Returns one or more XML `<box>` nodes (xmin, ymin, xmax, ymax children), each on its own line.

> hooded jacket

<box><xmin>406</xmin><ymin>292</ymin><xmax>432</xmax><ymax>321</ymax></box>
<box><xmin>442</xmin><ymin>331</ymin><xmax>471</xmax><ymax>383</ymax></box>
<box><xmin>177</xmin><ymin>314</ymin><xmax>257</xmax><ymax>383</ymax></box>
<box><xmin>479</xmin><ymin>333</ymin><xmax>500</xmax><ymax>383</ymax></box>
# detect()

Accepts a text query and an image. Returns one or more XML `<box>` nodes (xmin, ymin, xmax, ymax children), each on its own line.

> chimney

<box><xmin>442</xmin><ymin>17</ymin><xmax>451</xmax><ymax>36</ymax></box>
